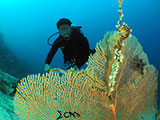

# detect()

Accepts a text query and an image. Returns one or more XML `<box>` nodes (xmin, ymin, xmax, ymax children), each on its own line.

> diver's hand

<box><xmin>45</xmin><ymin>64</ymin><xmax>52</xmax><ymax>72</ymax></box>
<box><xmin>64</xmin><ymin>61</ymin><xmax>72</xmax><ymax>69</ymax></box>
<box><xmin>73</xmin><ymin>65</ymin><xmax>79</xmax><ymax>71</ymax></box>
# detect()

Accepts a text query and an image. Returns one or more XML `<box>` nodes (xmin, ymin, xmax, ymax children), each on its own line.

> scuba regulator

<box><xmin>47</xmin><ymin>26</ymin><xmax>82</xmax><ymax>46</ymax></box>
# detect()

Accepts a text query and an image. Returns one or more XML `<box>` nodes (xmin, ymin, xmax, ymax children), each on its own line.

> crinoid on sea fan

<box><xmin>14</xmin><ymin>31</ymin><xmax>158</xmax><ymax>120</ymax></box>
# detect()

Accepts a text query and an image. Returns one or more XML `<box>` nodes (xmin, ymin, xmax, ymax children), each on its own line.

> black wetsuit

<box><xmin>45</xmin><ymin>27</ymin><xmax>94</xmax><ymax>69</ymax></box>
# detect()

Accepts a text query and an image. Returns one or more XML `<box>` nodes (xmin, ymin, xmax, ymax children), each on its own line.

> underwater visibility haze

<box><xmin>0</xmin><ymin>0</ymin><xmax>160</xmax><ymax>119</ymax></box>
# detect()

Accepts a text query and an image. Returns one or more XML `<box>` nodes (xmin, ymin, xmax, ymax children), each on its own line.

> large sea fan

<box><xmin>14</xmin><ymin>31</ymin><xmax>158</xmax><ymax>120</ymax></box>
<box><xmin>86</xmin><ymin>31</ymin><xmax>158</xmax><ymax>119</ymax></box>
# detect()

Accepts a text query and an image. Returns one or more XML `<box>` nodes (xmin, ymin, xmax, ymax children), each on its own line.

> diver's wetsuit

<box><xmin>45</xmin><ymin>27</ymin><xmax>95</xmax><ymax>69</ymax></box>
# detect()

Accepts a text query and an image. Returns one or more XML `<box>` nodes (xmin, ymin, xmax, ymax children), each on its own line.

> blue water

<box><xmin>0</xmin><ymin>0</ymin><xmax>160</xmax><ymax>112</ymax></box>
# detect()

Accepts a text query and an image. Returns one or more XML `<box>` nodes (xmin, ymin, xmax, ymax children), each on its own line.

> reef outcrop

<box><xmin>0</xmin><ymin>71</ymin><xmax>19</xmax><ymax>120</ymax></box>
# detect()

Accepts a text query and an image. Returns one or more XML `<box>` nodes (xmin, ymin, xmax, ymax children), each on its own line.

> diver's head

<box><xmin>57</xmin><ymin>18</ymin><xmax>72</xmax><ymax>40</ymax></box>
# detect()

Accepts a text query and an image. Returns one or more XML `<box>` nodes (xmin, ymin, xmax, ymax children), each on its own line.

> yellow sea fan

<box><xmin>14</xmin><ymin>31</ymin><xmax>158</xmax><ymax>120</ymax></box>
<box><xmin>113</xmin><ymin>35</ymin><xmax>158</xmax><ymax>119</ymax></box>
<box><xmin>14</xmin><ymin>69</ymin><xmax>111</xmax><ymax>120</ymax></box>
<box><xmin>85</xmin><ymin>31</ymin><xmax>158</xmax><ymax>119</ymax></box>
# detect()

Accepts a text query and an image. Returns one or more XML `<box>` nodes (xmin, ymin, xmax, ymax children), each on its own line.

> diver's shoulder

<box><xmin>71</xmin><ymin>26</ymin><xmax>80</xmax><ymax>32</ymax></box>
<box><xmin>71</xmin><ymin>26</ymin><xmax>83</xmax><ymax>36</ymax></box>
<box><xmin>53</xmin><ymin>35</ymin><xmax>64</xmax><ymax>44</ymax></box>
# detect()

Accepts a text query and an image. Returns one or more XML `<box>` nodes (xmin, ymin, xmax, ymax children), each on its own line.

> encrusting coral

<box><xmin>13</xmin><ymin>0</ymin><xmax>158</xmax><ymax>120</ymax></box>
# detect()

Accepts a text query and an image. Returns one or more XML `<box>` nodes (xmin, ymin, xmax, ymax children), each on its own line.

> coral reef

<box><xmin>86</xmin><ymin>31</ymin><xmax>158</xmax><ymax>119</ymax></box>
<box><xmin>0</xmin><ymin>71</ymin><xmax>19</xmax><ymax>120</ymax></box>
<box><xmin>13</xmin><ymin>32</ymin><xmax>158</xmax><ymax>120</ymax></box>
<box><xmin>13</xmin><ymin>0</ymin><xmax>158</xmax><ymax>119</ymax></box>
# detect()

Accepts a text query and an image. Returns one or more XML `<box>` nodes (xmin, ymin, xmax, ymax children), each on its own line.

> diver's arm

<box><xmin>45</xmin><ymin>38</ymin><xmax>61</xmax><ymax>65</ymax></box>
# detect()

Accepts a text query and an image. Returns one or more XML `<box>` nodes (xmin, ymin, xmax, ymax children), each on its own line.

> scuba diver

<box><xmin>45</xmin><ymin>18</ymin><xmax>95</xmax><ymax>72</ymax></box>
